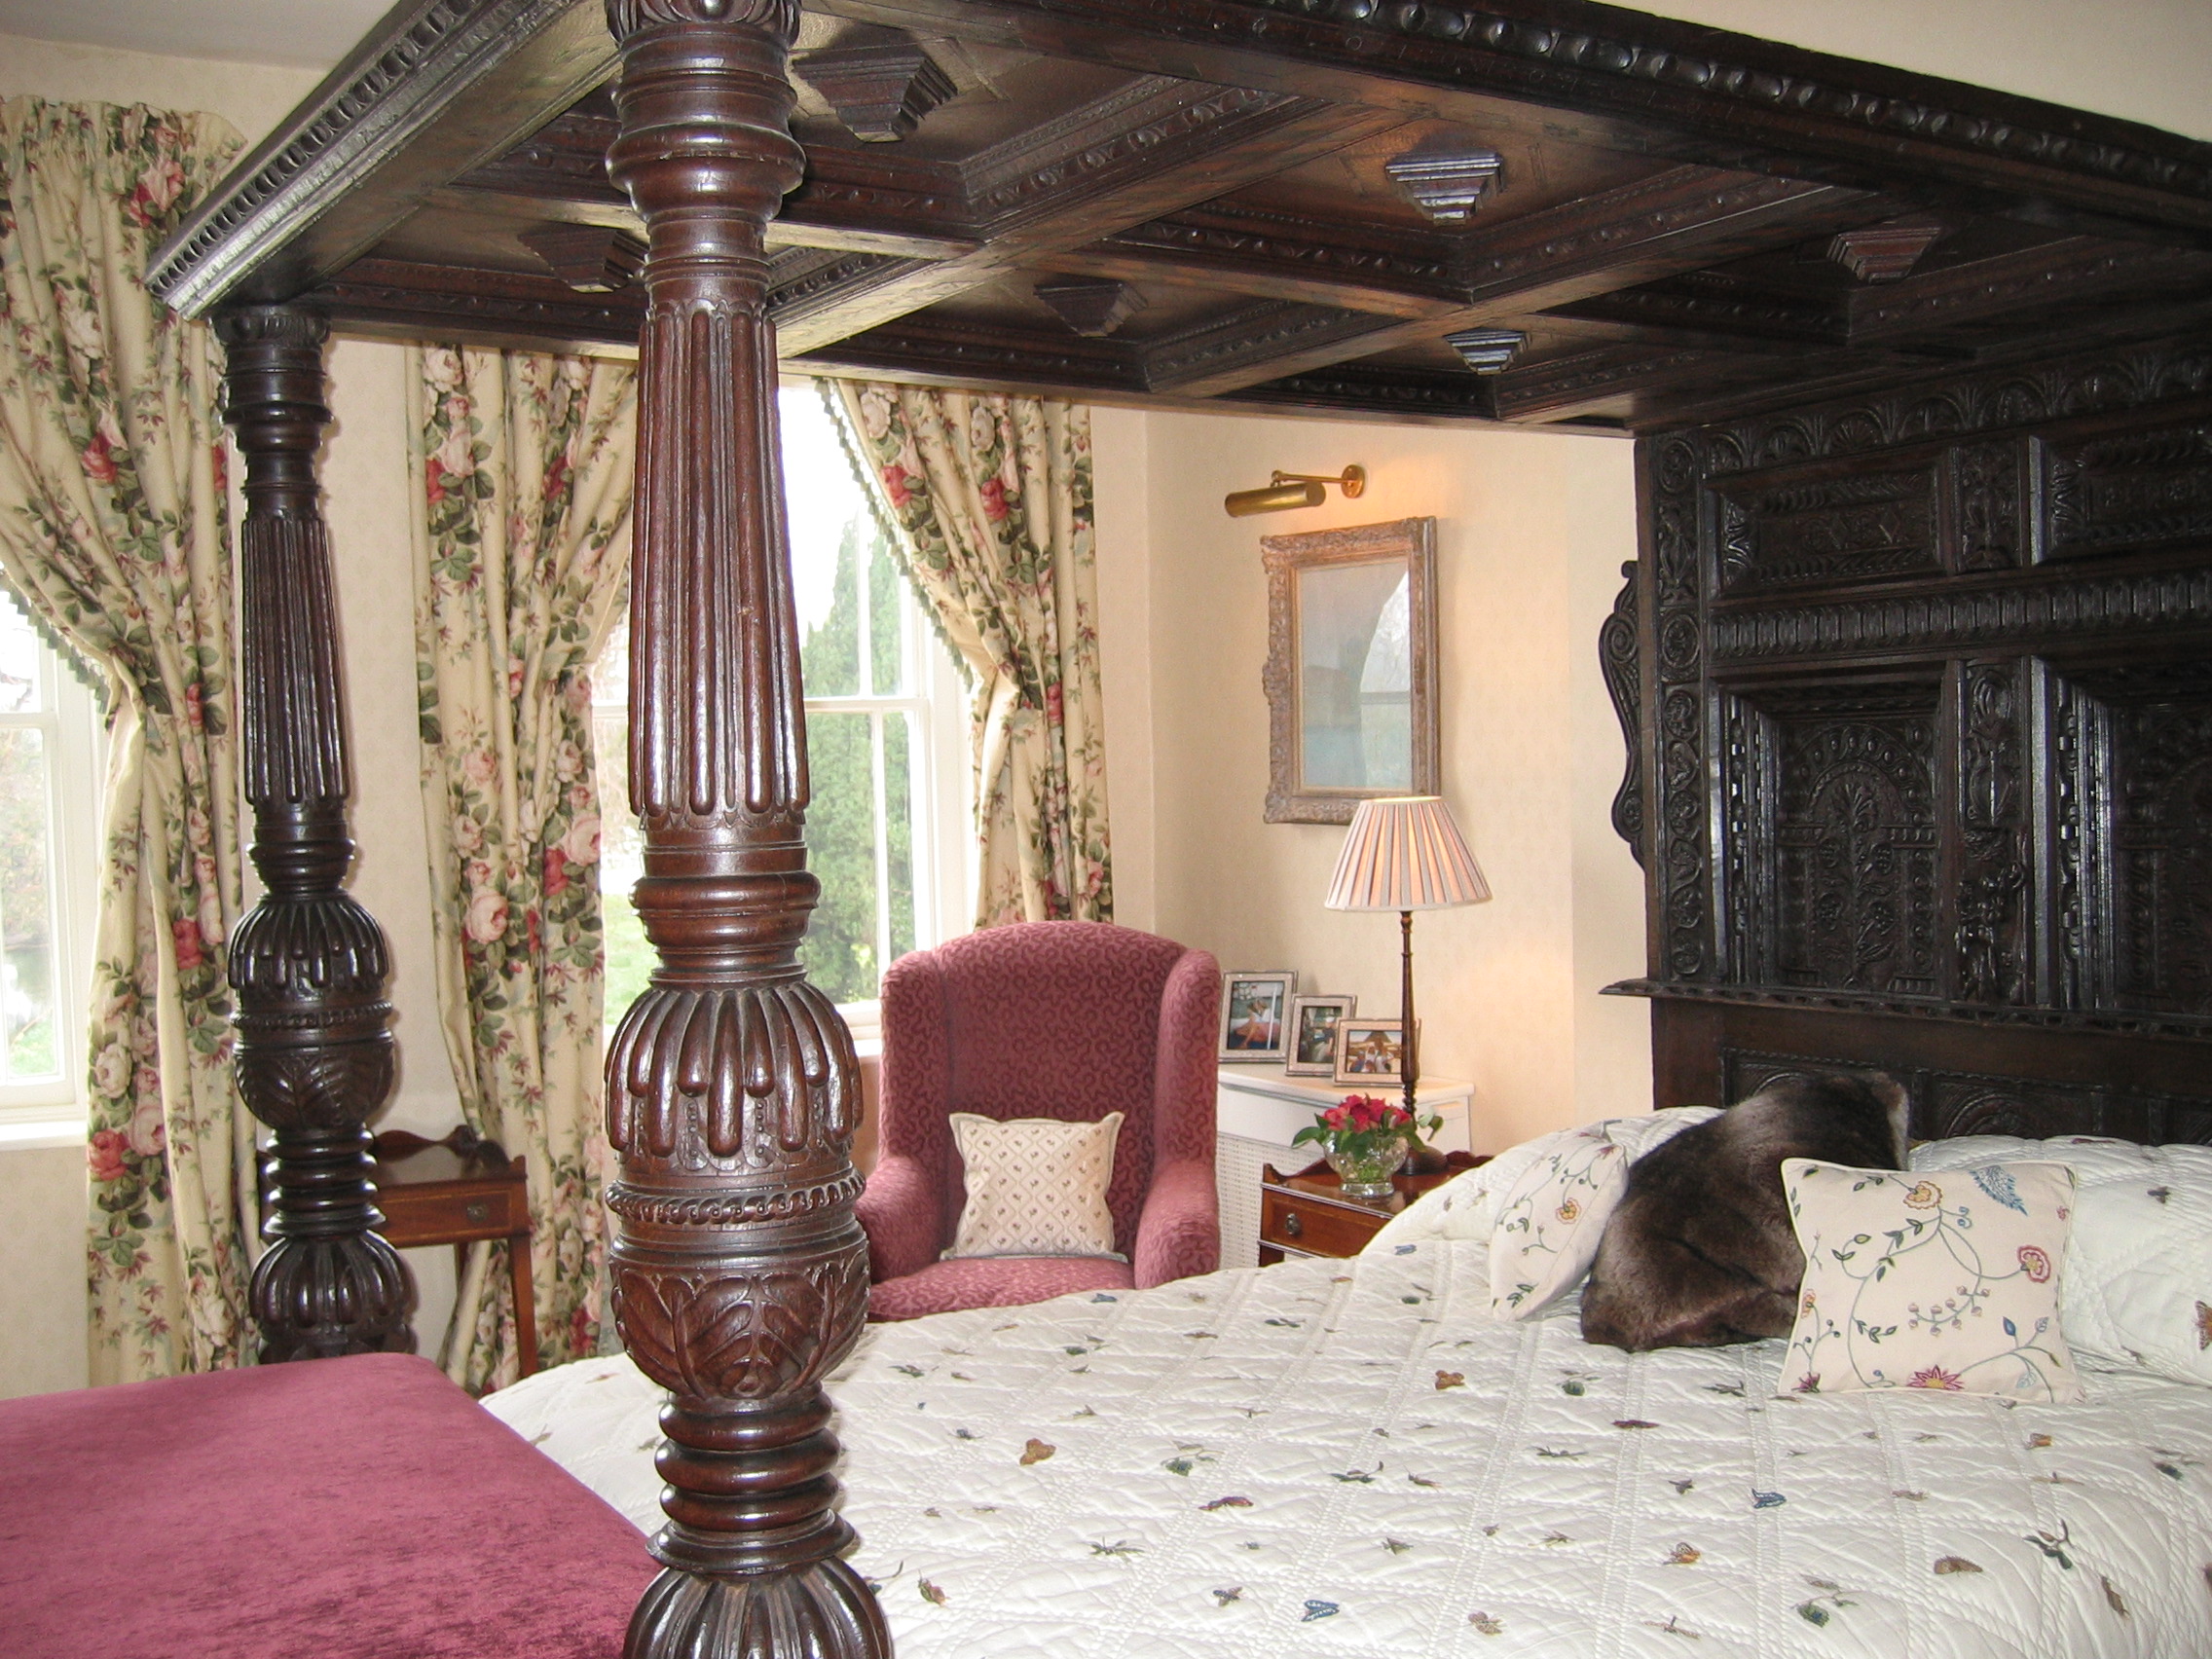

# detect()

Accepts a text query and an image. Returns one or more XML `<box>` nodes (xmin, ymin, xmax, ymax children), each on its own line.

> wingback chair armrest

<box><xmin>856</xmin><ymin>1153</ymin><xmax>941</xmax><ymax>1283</ymax></box>
<box><xmin>1132</xmin><ymin>1158</ymin><xmax>1219</xmax><ymax>1289</ymax></box>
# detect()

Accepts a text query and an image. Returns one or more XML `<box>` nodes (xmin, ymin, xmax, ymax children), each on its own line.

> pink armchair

<box><xmin>857</xmin><ymin>921</ymin><xmax>1222</xmax><ymax>1320</ymax></box>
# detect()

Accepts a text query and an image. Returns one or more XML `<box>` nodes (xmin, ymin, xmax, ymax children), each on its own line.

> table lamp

<box><xmin>1323</xmin><ymin>795</ymin><xmax>1491</xmax><ymax>1123</ymax></box>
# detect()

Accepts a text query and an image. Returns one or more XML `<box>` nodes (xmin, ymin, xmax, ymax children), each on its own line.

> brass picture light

<box><xmin>1223</xmin><ymin>463</ymin><xmax>1366</xmax><ymax>517</ymax></box>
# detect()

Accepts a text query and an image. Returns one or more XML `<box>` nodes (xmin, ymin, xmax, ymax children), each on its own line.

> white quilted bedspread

<box><xmin>488</xmin><ymin>1242</ymin><xmax>2212</xmax><ymax>1657</ymax></box>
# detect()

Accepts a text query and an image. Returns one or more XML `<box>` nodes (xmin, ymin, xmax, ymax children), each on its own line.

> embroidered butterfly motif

<box><xmin>1972</xmin><ymin>1164</ymin><xmax>2027</xmax><ymax>1214</ymax></box>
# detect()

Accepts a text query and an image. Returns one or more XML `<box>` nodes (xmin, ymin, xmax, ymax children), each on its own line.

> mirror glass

<box><xmin>1298</xmin><ymin>562</ymin><xmax>1411</xmax><ymax>790</ymax></box>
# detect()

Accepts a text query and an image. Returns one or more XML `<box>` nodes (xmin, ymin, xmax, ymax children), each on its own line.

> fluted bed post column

<box><xmin>215</xmin><ymin>304</ymin><xmax>407</xmax><ymax>1364</ymax></box>
<box><xmin>599</xmin><ymin>4</ymin><xmax>888</xmax><ymax>1655</ymax></box>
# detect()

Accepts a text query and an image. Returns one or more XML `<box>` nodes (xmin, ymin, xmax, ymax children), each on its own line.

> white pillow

<box><xmin>1780</xmin><ymin>1158</ymin><xmax>2084</xmax><ymax>1402</ymax></box>
<box><xmin>944</xmin><ymin>1112</ymin><xmax>1124</xmax><ymax>1260</ymax></box>
<box><xmin>1484</xmin><ymin>1108</ymin><xmax>1719</xmax><ymax>1319</ymax></box>
<box><xmin>1913</xmin><ymin>1134</ymin><xmax>2212</xmax><ymax>1386</ymax></box>
<box><xmin>1362</xmin><ymin>1110</ymin><xmax>1718</xmax><ymax>1283</ymax></box>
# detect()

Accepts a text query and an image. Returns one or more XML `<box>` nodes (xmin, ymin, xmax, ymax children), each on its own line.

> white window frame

<box><xmin>0</xmin><ymin>612</ymin><xmax>105</xmax><ymax>1140</ymax></box>
<box><xmin>806</xmin><ymin>589</ymin><xmax>972</xmax><ymax>1040</ymax></box>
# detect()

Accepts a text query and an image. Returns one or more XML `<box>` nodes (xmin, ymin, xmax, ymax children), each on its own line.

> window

<box><xmin>593</xmin><ymin>381</ymin><xmax>968</xmax><ymax>1026</ymax></box>
<box><xmin>0</xmin><ymin>586</ymin><xmax>104</xmax><ymax>1130</ymax></box>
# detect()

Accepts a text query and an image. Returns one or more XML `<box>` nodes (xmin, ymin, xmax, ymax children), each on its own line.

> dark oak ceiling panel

<box><xmin>150</xmin><ymin>0</ymin><xmax>2212</xmax><ymax>435</ymax></box>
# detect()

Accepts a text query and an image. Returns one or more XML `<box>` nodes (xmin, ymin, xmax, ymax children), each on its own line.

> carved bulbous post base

<box><xmin>252</xmin><ymin>1124</ymin><xmax>409</xmax><ymax>1362</ymax></box>
<box><xmin>602</xmin><ymin>1</ymin><xmax>886</xmax><ymax>1652</ymax></box>
<box><xmin>628</xmin><ymin>1554</ymin><xmax>890</xmax><ymax>1659</ymax></box>
<box><xmin>216</xmin><ymin>302</ymin><xmax>406</xmax><ymax>1365</ymax></box>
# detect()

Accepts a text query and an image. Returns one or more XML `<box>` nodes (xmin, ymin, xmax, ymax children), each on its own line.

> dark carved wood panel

<box><xmin>1645</xmin><ymin>998</ymin><xmax>2212</xmax><ymax>1144</ymax></box>
<box><xmin>1715</xmin><ymin>461</ymin><xmax>1941</xmax><ymax>594</ymax></box>
<box><xmin>2039</xmin><ymin>416</ymin><xmax>2212</xmax><ymax>563</ymax></box>
<box><xmin>1613</xmin><ymin>331</ymin><xmax>2212</xmax><ymax>1122</ymax></box>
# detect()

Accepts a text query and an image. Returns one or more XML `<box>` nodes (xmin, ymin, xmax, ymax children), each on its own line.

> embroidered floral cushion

<box><xmin>1779</xmin><ymin>1158</ymin><xmax>2085</xmax><ymax>1402</ymax></box>
<box><xmin>1913</xmin><ymin>1135</ymin><xmax>2212</xmax><ymax>1387</ymax></box>
<box><xmin>945</xmin><ymin>1112</ymin><xmax>1124</xmax><ymax>1261</ymax></box>
<box><xmin>1485</xmin><ymin>1108</ymin><xmax>1721</xmax><ymax>1319</ymax></box>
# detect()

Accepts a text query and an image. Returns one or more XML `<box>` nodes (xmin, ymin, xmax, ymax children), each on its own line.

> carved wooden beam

<box><xmin>811</xmin><ymin>0</ymin><xmax>2212</xmax><ymax>240</ymax></box>
<box><xmin>150</xmin><ymin>0</ymin><xmax>616</xmax><ymax>317</ymax></box>
<box><xmin>598</xmin><ymin>2</ymin><xmax>887</xmax><ymax>1654</ymax></box>
<box><xmin>771</xmin><ymin>88</ymin><xmax>1400</xmax><ymax>355</ymax></box>
<box><xmin>214</xmin><ymin>305</ymin><xmax>408</xmax><ymax>1365</ymax></box>
<box><xmin>1135</xmin><ymin>166</ymin><xmax>1881</xmax><ymax>399</ymax></box>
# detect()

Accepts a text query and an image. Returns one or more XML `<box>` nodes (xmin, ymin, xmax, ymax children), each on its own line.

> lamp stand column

<box><xmin>1399</xmin><ymin>908</ymin><xmax>1418</xmax><ymax>1123</ymax></box>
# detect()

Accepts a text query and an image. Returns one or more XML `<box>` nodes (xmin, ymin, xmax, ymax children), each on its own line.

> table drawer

<box><xmin>1259</xmin><ymin>1189</ymin><xmax>1386</xmax><ymax>1260</ymax></box>
<box><xmin>375</xmin><ymin>1180</ymin><xmax>526</xmax><ymax>1246</ymax></box>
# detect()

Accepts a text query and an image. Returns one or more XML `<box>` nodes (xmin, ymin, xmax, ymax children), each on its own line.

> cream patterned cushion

<box><xmin>1485</xmin><ymin>1108</ymin><xmax>1719</xmax><ymax>1319</ymax></box>
<box><xmin>945</xmin><ymin>1112</ymin><xmax>1124</xmax><ymax>1261</ymax></box>
<box><xmin>1913</xmin><ymin>1135</ymin><xmax>2212</xmax><ymax>1387</ymax></box>
<box><xmin>1779</xmin><ymin>1158</ymin><xmax>2085</xmax><ymax>1402</ymax></box>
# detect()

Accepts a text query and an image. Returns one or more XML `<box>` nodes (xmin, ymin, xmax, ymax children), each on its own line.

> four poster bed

<box><xmin>10</xmin><ymin>0</ymin><xmax>2212</xmax><ymax>1653</ymax></box>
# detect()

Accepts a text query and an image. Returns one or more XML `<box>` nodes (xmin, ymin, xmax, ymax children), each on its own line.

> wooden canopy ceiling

<box><xmin>150</xmin><ymin>0</ymin><xmax>2212</xmax><ymax>434</ymax></box>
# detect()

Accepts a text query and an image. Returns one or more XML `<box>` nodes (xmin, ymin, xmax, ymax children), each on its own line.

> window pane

<box><xmin>0</xmin><ymin>592</ymin><xmax>44</xmax><ymax>714</ymax></box>
<box><xmin>866</xmin><ymin>526</ymin><xmax>907</xmax><ymax>697</ymax></box>
<box><xmin>884</xmin><ymin>710</ymin><xmax>915</xmax><ymax>962</ymax></box>
<box><xmin>801</xmin><ymin>709</ymin><xmax>878</xmax><ymax>1003</ymax></box>
<box><xmin>796</xmin><ymin>520</ymin><xmax>863</xmax><ymax>698</ymax></box>
<box><xmin>0</xmin><ymin>728</ymin><xmax>57</xmax><ymax>1080</ymax></box>
<box><xmin>784</xmin><ymin>385</ymin><xmax>866</xmax><ymax>698</ymax></box>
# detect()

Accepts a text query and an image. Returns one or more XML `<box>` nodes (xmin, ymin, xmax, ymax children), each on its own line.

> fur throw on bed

<box><xmin>1579</xmin><ymin>1073</ymin><xmax>1908</xmax><ymax>1352</ymax></box>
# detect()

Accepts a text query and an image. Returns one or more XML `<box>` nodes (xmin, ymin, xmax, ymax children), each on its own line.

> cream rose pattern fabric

<box><xmin>0</xmin><ymin>98</ymin><xmax>250</xmax><ymax>1382</ymax></box>
<box><xmin>1781</xmin><ymin>1158</ymin><xmax>2085</xmax><ymax>1402</ymax></box>
<box><xmin>946</xmin><ymin>1111</ymin><xmax>1124</xmax><ymax>1260</ymax></box>
<box><xmin>410</xmin><ymin>344</ymin><xmax>635</xmax><ymax>1390</ymax></box>
<box><xmin>829</xmin><ymin>381</ymin><xmax>1109</xmax><ymax>928</ymax></box>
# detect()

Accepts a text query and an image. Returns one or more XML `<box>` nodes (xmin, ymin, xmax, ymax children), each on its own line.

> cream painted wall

<box><xmin>0</xmin><ymin>1144</ymin><xmax>88</xmax><ymax>1397</ymax></box>
<box><xmin>1633</xmin><ymin>0</ymin><xmax>2212</xmax><ymax>142</ymax></box>
<box><xmin>1123</xmin><ymin>411</ymin><xmax>1647</xmax><ymax>1155</ymax></box>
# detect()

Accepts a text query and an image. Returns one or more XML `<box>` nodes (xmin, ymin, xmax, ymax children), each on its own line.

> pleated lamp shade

<box><xmin>1324</xmin><ymin>795</ymin><xmax>1492</xmax><ymax>912</ymax></box>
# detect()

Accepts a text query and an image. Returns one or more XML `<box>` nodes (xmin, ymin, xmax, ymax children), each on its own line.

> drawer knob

<box><xmin>464</xmin><ymin>1201</ymin><xmax>492</xmax><ymax>1223</ymax></box>
<box><xmin>1281</xmin><ymin>1211</ymin><xmax>1303</xmax><ymax>1238</ymax></box>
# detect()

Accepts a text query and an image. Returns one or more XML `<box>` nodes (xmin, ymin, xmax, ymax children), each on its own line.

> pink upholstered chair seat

<box><xmin>859</xmin><ymin>920</ymin><xmax>1221</xmax><ymax>1320</ymax></box>
<box><xmin>866</xmin><ymin>1254</ymin><xmax>1137</xmax><ymax>1320</ymax></box>
<box><xmin>0</xmin><ymin>1351</ymin><xmax>653</xmax><ymax>1658</ymax></box>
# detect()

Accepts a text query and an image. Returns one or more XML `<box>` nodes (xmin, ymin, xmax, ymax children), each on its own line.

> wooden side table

<box><xmin>369</xmin><ymin>1127</ymin><xmax>537</xmax><ymax>1377</ymax></box>
<box><xmin>1258</xmin><ymin>1151</ymin><xmax>1484</xmax><ymax>1264</ymax></box>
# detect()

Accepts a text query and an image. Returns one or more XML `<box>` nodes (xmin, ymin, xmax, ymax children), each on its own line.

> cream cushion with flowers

<box><xmin>944</xmin><ymin>1112</ymin><xmax>1124</xmax><ymax>1261</ymax></box>
<box><xmin>1486</xmin><ymin>1108</ymin><xmax>1720</xmax><ymax>1318</ymax></box>
<box><xmin>1779</xmin><ymin>1158</ymin><xmax>2085</xmax><ymax>1402</ymax></box>
<box><xmin>1912</xmin><ymin>1135</ymin><xmax>2212</xmax><ymax>1387</ymax></box>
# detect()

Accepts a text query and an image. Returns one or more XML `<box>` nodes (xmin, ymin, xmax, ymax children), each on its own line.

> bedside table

<box><xmin>369</xmin><ymin>1127</ymin><xmax>536</xmax><ymax>1376</ymax></box>
<box><xmin>1258</xmin><ymin>1152</ymin><xmax>1484</xmax><ymax>1264</ymax></box>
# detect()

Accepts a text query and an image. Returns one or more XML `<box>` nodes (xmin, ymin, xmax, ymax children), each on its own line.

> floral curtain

<box><xmin>830</xmin><ymin>382</ymin><xmax>1110</xmax><ymax>927</ymax></box>
<box><xmin>0</xmin><ymin>99</ymin><xmax>249</xmax><ymax>1382</ymax></box>
<box><xmin>409</xmin><ymin>344</ymin><xmax>636</xmax><ymax>1391</ymax></box>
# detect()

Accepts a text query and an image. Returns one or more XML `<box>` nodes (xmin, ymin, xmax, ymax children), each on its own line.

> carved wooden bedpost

<box><xmin>599</xmin><ymin>3</ymin><xmax>888</xmax><ymax>1654</ymax></box>
<box><xmin>215</xmin><ymin>305</ymin><xmax>408</xmax><ymax>1363</ymax></box>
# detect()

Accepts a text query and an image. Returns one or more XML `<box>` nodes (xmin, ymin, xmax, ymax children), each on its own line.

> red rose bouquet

<box><xmin>1291</xmin><ymin>1093</ymin><xmax>1442</xmax><ymax>1198</ymax></box>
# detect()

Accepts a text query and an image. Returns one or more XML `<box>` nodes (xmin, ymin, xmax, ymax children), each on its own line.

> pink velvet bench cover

<box><xmin>0</xmin><ymin>1351</ymin><xmax>656</xmax><ymax>1658</ymax></box>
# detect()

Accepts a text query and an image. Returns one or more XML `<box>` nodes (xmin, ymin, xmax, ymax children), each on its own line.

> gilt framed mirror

<box><xmin>1261</xmin><ymin>517</ymin><xmax>1439</xmax><ymax>824</ymax></box>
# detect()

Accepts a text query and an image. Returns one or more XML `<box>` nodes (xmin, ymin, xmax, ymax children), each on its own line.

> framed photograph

<box><xmin>1261</xmin><ymin>517</ymin><xmax>1439</xmax><ymax>824</ymax></box>
<box><xmin>1284</xmin><ymin>993</ymin><xmax>1357</xmax><ymax>1077</ymax></box>
<box><xmin>1333</xmin><ymin>1017</ymin><xmax>1419</xmax><ymax>1086</ymax></box>
<box><xmin>1218</xmin><ymin>971</ymin><xmax>1297</xmax><ymax>1062</ymax></box>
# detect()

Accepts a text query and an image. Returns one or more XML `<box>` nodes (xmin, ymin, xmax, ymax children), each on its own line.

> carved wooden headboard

<box><xmin>1606</xmin><ymin>337</ymin><xmax>2212</xmax><ymax>1145</ymax></box>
